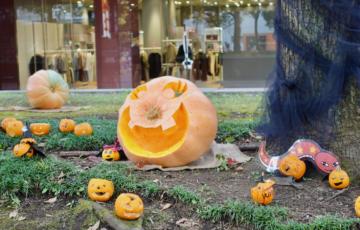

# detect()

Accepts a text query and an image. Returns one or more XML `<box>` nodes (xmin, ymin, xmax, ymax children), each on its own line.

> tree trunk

<box><xmin>262</xmin><ymin>0</ymin><xmax>360</xmax><ymax>177</ymax></box>
<box><xmin>234</xmin><ymin>12</ymin><xmax>241</xmax><ymax>52</ymax></box>
<box><xmin>253</xmin><ymin>10</ymin><xmax>260</xmax><ymax>51</ymax></box>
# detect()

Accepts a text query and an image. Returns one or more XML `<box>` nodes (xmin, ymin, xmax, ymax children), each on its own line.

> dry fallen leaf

<box><xmin>9</xmin><ymin>210</ymin><xmax>18</xmax><ymax>218</ymax></box>
<box><xmin>44</xmin><ymin>197</ymin><xmax>57</xmax><ymax>204</ymax></box>
<box><xmin>57</xmin><ymin>171</ymin><xmax>65</xmax><ymax>179</ymax></box>
<box><xmin>18</xmin><ymin>216</ymin><xmax>26</xmax><ymax>221</ymax></box>
<box><xmin>176</xmin><ymin>218</ymin><xmax>199</xmax><ymax>228</ymax></box>
<box><xmin>46</xmin><ymin>214</ymin><xmax>53</xmax><ymax>217</ymax></box>
<box><xmin>160</xmin><ymin>203</ymin><xmax>172</xmax><ymax>211</ymax></box>
<box><xmin>87</xmin><ymin>220</ymin><xmax>100</xmax><ymax>230</ymax></box>
<box><xmin>153</xmin><ymin>179</ymin><xmax>160</xmax><ymax>183</ymax></box>
<box><xmin>235</xmin><ymin>166</ymin><xmax>244</xmax><ymax>172</ymax></box>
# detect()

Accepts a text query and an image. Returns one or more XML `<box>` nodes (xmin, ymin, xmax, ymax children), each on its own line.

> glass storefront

<box><xmin>15</xmin><ymin>0</ymin><xmax>96</xmax><ymax>89</ymax></box>
<box><xmin>1</xmin><ymin>0</ymin><xmax>275</xmax><ymax>90</ymax></box>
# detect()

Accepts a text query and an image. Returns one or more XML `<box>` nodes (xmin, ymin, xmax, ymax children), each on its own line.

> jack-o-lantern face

<box><xmin>279</xmin><ymin>155</ymin><xmax>306</xmax><ymax>180</ymax></box>
<box><xmin>6</xmin><ymin>120</ymin><xmax>23</xmax><ymax>137</ymax></box>
<box><xmin>74</xmin><ymin>123</ymin><xmax>93</xmax><ymax>136</ymax></box>
<box><xmin>87</xmin><ymin>178</ymin><xmax>114</xmax><ymax>202</ymax></box>
<box><xmin>13</xmin><ymin>143</ymin><xmax>31</xmax><ymax>158</ymax></box>
<box><xmin>328</xmin><ymin>167</ymin><xmax>350</xmax><ymax>190</ymax></box>
<box><xmin>102</xmin><ymin>148</ymin><xmax>120</xmax><ymax>161</ymax></box>
<box><xmin>114</xmin><ymin>193</ymin><xmax>144</xmax><ymax>220</ymax></box>
<box><xmin>355</xmin><ymin>197</ymin><xmax>360</xmax><ymax>217</ymax></box>
<box><xmin>316</xmin><ymin>151</ymin><xmax>339</xmax><ymax>174</ymax></box>
<box><xmin>1</xmin><ymin>117</ymin><xmax>17</xmax><ymax>131</ymax></box>
<box><xmin>30</xmin><ymin>123</ymin><xmax>51</xmax><ymax>136</ymax></box>
<box><xmin>251</xmin><ymin>180</ymin><xmax>275</xmax><ymax>205</ymax></box>
<box><xmin>118</xmin><ymin>77</ymin><xmax>217</xmax><ymax>167</ymax></box>
<box><xmin>59</xmin><ymin>119</ymin><xmax>76</xmax><ymax>133</ymax></box>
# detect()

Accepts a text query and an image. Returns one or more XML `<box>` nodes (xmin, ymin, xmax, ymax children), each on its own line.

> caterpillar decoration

<box><xmin>259</xmin><ymin>139</ymin><xmax>340</xmax><ymax>177</ymax></box>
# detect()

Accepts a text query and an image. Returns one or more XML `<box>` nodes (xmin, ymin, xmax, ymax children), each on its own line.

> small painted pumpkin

<box><xmin>6</xmin><ymin>120</ymin><xmax>24</xmax><ymax>137</ymax></box>
<box><xmin>20</xmin><ymin>138</ymin><xmax>37</xmax><ymax>145</ymax></box>
<box><xmin>355</xmin><ymin>196</ymin><xmax>360</xmax><ymax>217</ymax></box>
<box><xmin>13</xmin><ymin>143</ymin><xmax>31</xmax><ymax>158</ymax></box>
<box><xmin>30</xmin><ymin>123</ymin><xmax>51</xmax><ymax>136</ymax></box>
<box><xmin>102</xmin><ymin>148</ymin><xmax>120</xmax><ymax>161</ymax></box>
<box><xmin>251</xmin><ymin>179</ymin><xmax>275</xmax><ymax>205</ymax></box>
<box><xmin>59</xmin><ymin>119</ymin><xmax>76</xmax><ymax>133</ymax></box>
<box><xmin>1</xmin><ymin>117</ymin><xmax>17</xmax><ymax>131</ymax></box>
<box><xmin>27</xmin><ymin>70</ymin><xmax>69</xmax><ymax>109</ymax></box>
<box><xmin>74</xmin><ymin>123</ymin><xmax>93</xmax><ymax>136</ymax></box>
<box><xmin>278</xmin><ymin>155</ymin><xmax>306</xmax><ymax>180</ymax></box>
<box><xmin>115</xmin><ymin>193</ymin><xmax>144</xmax><ymax>220</ymax></box>
<box><xmin>328</xmin><ymin>167</ymin><xmax>350</xmax><ymax>190</ymax></box>
<box><xmin>87</xmin><ymin>178</ymin><xmax>114</xmax><ymax>202</ymax></box>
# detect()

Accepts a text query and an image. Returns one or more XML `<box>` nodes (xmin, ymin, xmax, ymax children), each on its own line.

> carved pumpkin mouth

<box><xmin>334</xmin><ymin>182</ymin><xmax>343</xmax><ymax>186</ymax></box>
<box><xmin>95</xmin><ymin>192</ymin><xmax>106</xmax><ymax>196</ymax></box>
<box><xmin>105</xmin><ymin>158</ymin><xmax>113</xmax><ymax>161</ymax></box>
<box><xmin>119</xmin><ymin>104</ymin><xmax>188</xmax><ymax>158</ymax></box>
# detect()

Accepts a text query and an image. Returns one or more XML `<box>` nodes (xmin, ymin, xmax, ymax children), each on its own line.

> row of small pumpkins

<box><xmin>88</xmin><ymin>179</ymin><xmax>143</xmax><ymax>220</ymax></box>
<box><xmin>1</xmin><ymin>117</ymin><xmax>93</xmax><ymax>137</ymax></box>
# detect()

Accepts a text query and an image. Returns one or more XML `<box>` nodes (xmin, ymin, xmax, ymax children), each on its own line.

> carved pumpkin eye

<box><xmin>130</xmin><ymin>85</ymin><xmax>147</xmax><ymax>100</ymax></box>
<box><xmin>163</xmin><ymin>80</ymin><xmax>188</xmax><ymax>99</ymax></box>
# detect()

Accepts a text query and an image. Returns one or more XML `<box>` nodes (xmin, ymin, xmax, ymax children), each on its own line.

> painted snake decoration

<box><xmin>259</xmin><ymin>139</ymin><xmax>340</xmax><ymax>175</ymax></box>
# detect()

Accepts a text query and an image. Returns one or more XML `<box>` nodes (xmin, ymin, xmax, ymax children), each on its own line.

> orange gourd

<box><xmin>114</xmin><ymin>193</ymin><xmax>144</xmax><ymax>220</ymax></box>
<box><xmin>26</xmin><ymin>70</ymin><xmax>69</xmax><ymax>109</ymax></box>
<box><xmin>74</xmin><ymin>123</ymin><xmax>93</xmax><ymax>136</ymax></box>
<box><xmin>251</xmin><ymin>180</ymin><xmax>275</xmax><ymax>205</ymax></box>
<box><xmin>1</xmin><ymin>117</ymin><xmax>17</xmax><ymax>131</ymax></box>
<box><xmin>30</xmin><ymin>123</ymin><xmax>51</xmax><ymax>136</ymax></box>
<box><xmin>355</xmin><ymin>196</ymin><xmax>360</xmax><ymax>217</ymax></box>
<box><xmin>59</xmin><ymin>119</ymin><xmax>76</xmax><ymax>133</ymax></box>
<box><xmin>278</xmin><ymin>155</ymin><xmax>306</xmax><ymax>180</ymax></box>
<box><xmin>87</xmin><ymin>178</ymin><xmax>114</xmax><ymax>202</ymax></box>
<box><xmin>117</xmin><ymin>76</ymin><xmax>217</xmax><ymax>167</ymax></box>
<box><xmin>6</xmin><ymin>120</ymin><xmax>24</xmax><ymax>137</ymax></box>
<box><xmin>328</xmin><ymin>167</ymin><xmax>350</xmax><ymax>190</ymax></box>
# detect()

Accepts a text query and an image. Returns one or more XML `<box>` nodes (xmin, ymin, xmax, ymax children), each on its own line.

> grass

<box><xmin>0</xmin><ymin>153</ymin><xmax>358</xmax><ymax>230</ymax></box>
<box><xmin>0</xmin><ymin>92</ymin><xmax>263</xmax><ymax>120</ymax></box>
<box><xmin>0</xmin><ymin>118</ymin><xmax>255</xmax><ymax>151</ymax></box>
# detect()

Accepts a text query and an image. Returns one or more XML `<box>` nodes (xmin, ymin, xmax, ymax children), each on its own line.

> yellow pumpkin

<box><xmin>30</xmin><ymin>123</ymin><xmax>51</xmax><ymax>136</ymax></box>
<box><xmin>26</xmin><ymin>70</ymin><xmax>69</xmax><ymax>109</ymax></box>
<box><xmin>13</xmin><ymin>143</ymin><xmax>31</xmax><ymax>158</ymax></box>
<box><xmin>87</xmin><ymin>178</ymin><xmax>114</xmax><ymax>202</ymax></box>
<box><xmin>278</xmin><ymin>155</ymin><xmax>306</xmax><ymax>180</ymax></box>
<box><xmin>59</xmin><ymin>119</ymin><xmax>76</xmax><ymax>133</ymax></box>
<box><xmin>118</xmin><ymin>76</ymin><xmax>218</xmax><ymax>167</ymax></box>
<box><xmin>115</xmin><ymin>193</ymin><xmax>144</xmax><ymax>220</ymax></box>
<box><xmin>1</xmin><ymin>117</ymin><xmax>17</xmax><ymax>131</ymax></box>
<box><xmin>20</xmin><ymin>138</ymin><xmax>37</xmax><ymax>145</ymax></box>
<box><xmin>74</xmin><ymin>123</ymin><xmax>93</xmax><ymax>136</ymax></box>
<box><xmin>102</xmin><ymin>148</ymin><xmax>120</xmax><ymax>161</ymax></box>
<box><xmin>355</xmin><ymin>196</ymin><xmax>360</xmax><ymax>217</ymax></box>
<box><xmin>328</xmin><ymin>167</ymin><xmax>350</xmax><ymax>190</ymax></box>
<box><xmin>251</xmin><ymin>180</ymin><xmax>275</xmax><ymax>205</ymax></box>
<box><xmin>6</xmin><ymin>120</ymin><xmax>24</xmax><ymax>137</ymax></box>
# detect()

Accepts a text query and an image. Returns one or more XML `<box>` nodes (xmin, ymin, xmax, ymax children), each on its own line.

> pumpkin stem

<box><xmin>146</xmin><ymin>107</ymin><xmax>162</xmax><ymax>120</ymax></box>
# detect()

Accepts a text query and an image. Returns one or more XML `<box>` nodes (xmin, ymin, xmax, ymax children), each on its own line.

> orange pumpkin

<box><xmin>30</xmin><ymin>123</ymin><xmax>51</xmax><ymax>136</ymax></box>
<box><xmin>1</xmin><ymin>117</ymin><xmax>17</xmax><ymax>131</ymax></box>
<box><xmin>355</xmin><ymin>196</ymin><xmax>360</xmax><ymax>217</ymax></box>
<box><xmin>26</xmin><ymin>70</ymin><xmax>69</xmax><ymax>109</ymax></box>
<box><xmin>87</xmin><ymin>178</ymin><xmax>114</xmax><ymax>202</ymax></box>
<box><xmin>328</xmin><ymin>167</ymin><xmax>350</xmax><ymax>190</ymax></box>
<box><xmin>114</xmin><ymin>193</ymin><xmax>144</xmax><ymax>220</ymax></box>
<box><xmin>251</xmin><ymin>179</ymin><xmax>275</xmax><ymax>205</ymax></box>
<box><xmin>59</xmin><ymin>119</ymin><xmax>76</xmax><ymax>133</ymax></box>
<box><xmin>13</xmin><ymin>143</ymin><xmax>31</xmax><ymax>157</ymax></box>
<box><xmin>74</xmin><ymin>123</ymin><xmax>93</xmax><ymax>136</ymax></box>
<box><xmin>6</xmin><ymin>120</ymin><xmax>24</xmax><ymax>137</ymax></box>
<box><xmin>278</xmin><ymin>155</ymin><xmax>306</xmax><ymax>180</ymax></box>
<box><xmin>117</xmin><ymin>77</ymin><xmax>218</xmax><ymax>167</ymax></box>
<box><xmin>102</xmin><ymin>148</ymin><xmax>120</xmax><ymax>161</ymax></box>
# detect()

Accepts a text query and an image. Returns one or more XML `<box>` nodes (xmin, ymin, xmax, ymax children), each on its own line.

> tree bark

<box><xmin>234</xmin><ymin>12</ymin><xmax>241</xmax><ymax>52</ymax></box>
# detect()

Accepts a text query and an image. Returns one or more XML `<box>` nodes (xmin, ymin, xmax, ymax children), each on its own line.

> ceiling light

<box><xmin>186</xmin><ymin>1</ymin><xmax>190</xmax><ymax>4</ymax></box>
<box><xmin>269</xmin><ymin>2</ymin><xmax>274</xmax><ymax>6</ymax></box>
<box><xmin>214</xmin><ymin>1</ymin><xmax>218</xmax><ymax>5</ymax></box>
<box><xmin>258</xmin><ymin>2</ymin><xmax>262</xmax><ymax>6</ymax></box>
<box><xmin>89</xmin><ymin>4</ymin><xmax>93</xmax><ymax>8</ymax></box>
<box><xmin>247</xmin><ymin>3</ymin><xmax>251</xmax><ymax>6</ymax></box>
<box><xmin>225</xmin><ymin>4</ymin><xmax>229</xmax><ymax>7</ymax></box>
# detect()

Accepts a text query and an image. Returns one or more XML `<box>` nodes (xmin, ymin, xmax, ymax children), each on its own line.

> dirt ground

<box><xmin>1</xmin><ymin>148</ymin><xmax>359</xmax><ymax>230</ymax></box>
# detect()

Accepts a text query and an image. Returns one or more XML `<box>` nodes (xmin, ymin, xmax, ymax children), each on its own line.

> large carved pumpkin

<box><xmin>117</xmin><ymin>76</ymin><xmax>218</xmax><ymax>167</ymax></box>
<box><xmin>26</xmin><ymin>70</ymin><xmax>69</xmax><ymax>109</ymax></box>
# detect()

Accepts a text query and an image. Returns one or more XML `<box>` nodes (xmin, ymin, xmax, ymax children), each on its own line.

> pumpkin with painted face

<box><xmin>87</xmin><ymin>178</ymin><xmax>114</xmax><ymax>202</ymax></box>
<box><xmin>30</xmin><ymin>123</ymin><xmax>51</xmax><ymax>136</ymax></box>
<box><xmin>74</xmin><ymin>123</ymin><xmax>93</xmax><ymax>136</ymax></box>
<box><xmin>251</xmin><ymin>180</ymin><xmax>275</xmax><ymax>205</ymax></box>
<box><xmin>278</xmin><ymin>155</ymin><xmax>306</xmax><ymax>180</ymax></box>
<box><xmin>102</xmin><ymin>147</ymin><xmax>120</xmax><ymax>161</ymax></box>
<box><xmin>115</xmin><ymin>193</ymin><xmax>144</xmax><ymax>220</ymax></box>
<box><xmin>118</xmin><ymin>76</ymin><xmax>217</xmax><ymax>167</ymax></box>
<box><xmin>1</xmin><ymin>117</ymin><xmax>17</xmax><ymax>131</ymax></box>
<box><xmin>59</xmin><ymin>119</ymin><xmax>76</xmax><ymax>133</ymax></box>
<box><xmin>13</xmin><ymin>143</ymin><xmax>32</xmax><ymax>158</ymax></box>
<box><xmin>355</xmin><ymin>196</ymin><xmax>360</xmax><ymax>217</ymax></box>
<box><xmin>6</xmin><ymin>120</ymin><xmax>24</xmax><ymax>137</ymax></box>
<box><xmin>328</xmin><ymin>167</ymin><xmax>350</xmax><ymax>190</ymax></box>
